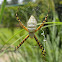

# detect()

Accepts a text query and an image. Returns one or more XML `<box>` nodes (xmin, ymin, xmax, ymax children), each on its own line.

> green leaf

<box><xmin>0</xmin><ymin>0</ymin><xmax>6</xmax><ymax>23</ymax></box>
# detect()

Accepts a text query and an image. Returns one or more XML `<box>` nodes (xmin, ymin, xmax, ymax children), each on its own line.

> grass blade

<box><xmin>0</xmin><ymin>0</ymin><xmax>6</xmax><ymax>23</ymax></box>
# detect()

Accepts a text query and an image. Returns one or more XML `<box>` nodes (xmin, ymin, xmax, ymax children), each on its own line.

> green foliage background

<box><xmin>0</xmin><ymin>0</ymin><xmax>62</xmax><ymax>62</ymax></box>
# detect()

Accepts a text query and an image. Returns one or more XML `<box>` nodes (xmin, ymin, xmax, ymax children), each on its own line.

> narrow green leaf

<box><xmin>0</xmin><ymin>0</ymin><xmax>6</xmax><ymax>23</ymax></box>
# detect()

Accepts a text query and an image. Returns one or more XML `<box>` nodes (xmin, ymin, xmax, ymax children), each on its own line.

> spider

<box><xmin>15</xmin><ymin>7</ymin><xmax>49</xmax><ymax>56</ymax></box>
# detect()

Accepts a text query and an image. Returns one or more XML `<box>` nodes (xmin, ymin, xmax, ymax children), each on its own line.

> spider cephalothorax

<box><xmin>15</xmin><ymin>7</ymin><xmax>49</xmax><ymax>56</ymax></box>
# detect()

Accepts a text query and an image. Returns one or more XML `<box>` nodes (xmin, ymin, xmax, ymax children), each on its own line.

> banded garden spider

<box><xmin>15</xmin><ymin>7</ymin><xmax>49</xmax><ymax>56</ymax></box>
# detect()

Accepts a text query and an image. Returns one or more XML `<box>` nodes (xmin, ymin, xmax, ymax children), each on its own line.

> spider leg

<box><xmin>35</xmin><ymin>14</ymin><xmax>48</xmax><ymax>32</ymax></box>
<box><xmin>16</xmin><ymin>7</ymin><xmax>28</xmax><ymax>32</ymax></box>
<box><xmin>34</xmin><ymin>34</ymin><xmax>46</xmax><ymax>56</ymax></box>
<box><xmin>15</xmin><ymin>35</ymin><xmax>29</xmax><ymax>51</ymax></box>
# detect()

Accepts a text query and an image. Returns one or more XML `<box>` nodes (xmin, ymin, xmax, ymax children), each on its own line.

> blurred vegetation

<box><xmin>0</xmin><ymin>0</ymin><xmax>62</xmax><ymax>62</ymax></box>
<box><xmin>0</xmin><ymin>0</ymin><xmax>6</xmax><ymax>23</ymax></box>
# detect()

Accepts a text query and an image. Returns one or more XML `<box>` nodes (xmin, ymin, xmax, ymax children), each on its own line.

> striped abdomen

<box><xmin>27</xmin><ymin>15</ymin><xmax>37</xmax><ymax>38</ymax></box>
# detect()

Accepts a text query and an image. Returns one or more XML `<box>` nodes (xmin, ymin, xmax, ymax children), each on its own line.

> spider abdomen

<box><xmin>27</xmin><ymin>15</ymin><xmax>37</xmax><ymax>32</ymax></box>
